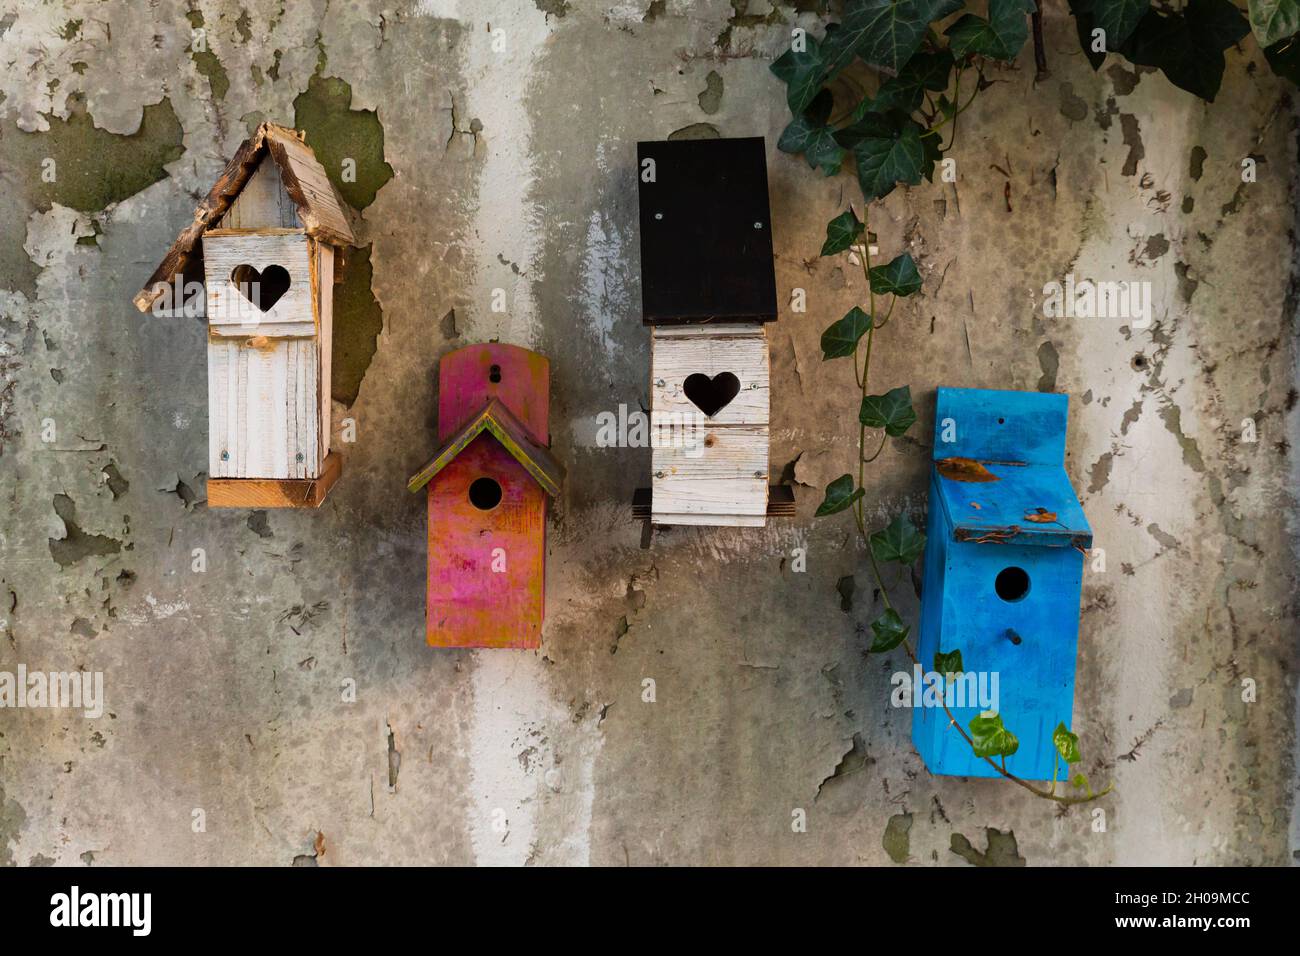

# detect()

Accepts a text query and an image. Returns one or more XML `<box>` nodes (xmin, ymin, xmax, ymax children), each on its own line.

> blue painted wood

<box><xmin>933</xmin><ymin>387</ymin><xmax>1068</xmax><ymax>465</ymax></box>
<box><xmin>914</xmin><ymin>387</ymin><xmax>1090</xmax><ymax>781</ymax></box>
<box><xmin>933</xmin><ymin>463</ymin><xmax>1092</xmax><ymax>549</ymax></box>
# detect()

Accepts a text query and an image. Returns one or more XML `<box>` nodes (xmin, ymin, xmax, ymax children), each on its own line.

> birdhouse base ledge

<box><xmin>631</xmin><ymin>485</ymin><xmax>795</xmax><ymax>526</ymax></box>
<box><xmin>207</xmin><ymin>452</ymin><xmax>342</xmax><ymax>509</ymax></box>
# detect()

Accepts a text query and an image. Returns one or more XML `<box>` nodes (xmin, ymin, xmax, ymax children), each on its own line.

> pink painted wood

<box><xmin>437</xmin><ymin>343</ymin><xmax>549</xmax><ymax>443</ymax></box>
<box><xmin>426</xmin><ymin>344</ymin><xmax>552</xmax><ymax>648</ymax></box>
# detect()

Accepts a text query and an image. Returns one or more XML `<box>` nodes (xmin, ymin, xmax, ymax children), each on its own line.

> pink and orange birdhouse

<box><xmin>407</xmin><ymin>344</ymin><xmax>564</xmax><ymax>649</ymax></box>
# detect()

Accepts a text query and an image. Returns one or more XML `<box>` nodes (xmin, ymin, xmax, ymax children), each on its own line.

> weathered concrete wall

<box><xmin>1</xmin><ymin>0</ymin><xmax>1297</xmax><ymax>866</ymax></box>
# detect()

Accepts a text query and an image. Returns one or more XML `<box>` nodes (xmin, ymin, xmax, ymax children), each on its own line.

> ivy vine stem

<box><xmin>852</xmin><ymin>212</ymin><xmax>877</xmax><ymax>539</ymax></box>
<box><xmin>850</xmin><ymin>208</ymin><xmax>1111</xmax><ymax>807</ymax></box>
<box><xmin>771</xmin><ymin>15</ymin><xmax>1120</xmax><ymax>807</ymax></box>
<box><xmin>872</xmin><ymin>533</ymin><xmax>1113</xmax><ymax>805</ymax></box>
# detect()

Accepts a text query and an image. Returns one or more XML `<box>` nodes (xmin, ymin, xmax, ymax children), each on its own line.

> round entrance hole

<box><xmin>995</xmin><ymin>566</ymin><xmax>1030</xmax><ymax>602</ymax></box>
<box><xmin>469</xmin><ymin>477</ymin><xmax>502</xmax><ymax>511</ymax></box>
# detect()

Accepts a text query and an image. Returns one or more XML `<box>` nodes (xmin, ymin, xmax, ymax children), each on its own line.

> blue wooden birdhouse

<box><xmin>913</xmin><ymin>387</ymin><xmax>1092</xmax><ymax>780</ymax></box>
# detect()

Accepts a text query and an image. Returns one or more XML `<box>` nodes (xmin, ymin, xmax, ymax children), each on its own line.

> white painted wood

<box><xmin>207</xmin><ymin>336</ymin><xmax>321</xmax><ymax>480</ymax></box>
<box><xmin>203</xmin><ymin>232</ymin><xmax>314</xmax><ymax>335</ymax></box>
<box><xmin>653</xmin><ymin>512</ymin><xmax>767</xmax><ymax>527</ymax></box>
<box><xmin>651</xmin><ymin>325</ymin><xmax>768</xmax><ymax>427</ymax></box>
<box><xmin>316</xmin><ymin>244</ymin><xmax>334</xmax><ymax>468</ymax></box>
<box><xmin>651</xmin><ymin>423</ymin><xmax>768</xmax><ymax>520</ymax></box>
<box><xmin>218</xmin><ymin>156</ymin><xmax>301</xmax><ymax>230</ymax></box>
<box><xmin>649</xmin><ymin>324</ymin><xmax>770</xmax><ymax>525</ymax></box>
<box><xmin>235</xmin><ymin>344</ymin><xmax>249</xmax><ymax>475</ymax></box>
<box><xmin>208</xmin><ymin>340</ymin><xmax>230</xmax><ymax>477</ymax></box>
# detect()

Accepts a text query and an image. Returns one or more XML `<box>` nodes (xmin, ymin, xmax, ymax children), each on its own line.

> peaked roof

<box><xmin>133</xmin><ymin>122</ymin><xmax>356</xmax><ymax>312</ymax></box>
<box><xmin>407</xmin><ymin>399</ymin><xmax>565</xmax><ymax>498</ymax></box>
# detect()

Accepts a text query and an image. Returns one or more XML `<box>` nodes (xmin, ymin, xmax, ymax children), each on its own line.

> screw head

<box><xmin>295</xmin><ymin>453</ymin><xmax>304</xmax><ymax>462</ymax></box>
<box><xmin>654</xmin><ymin>212</ymin><xmax>663</xmax><ymax>220</ymax></box>
<box><xmin>220</xmin><ymin>450</ymin><xmax>229</xmax><ymax>461</ymax></box>
<box><xmin>753</xmin><ymin>221</ymin><xmax>763</xmax><ymax>229</ymax></box>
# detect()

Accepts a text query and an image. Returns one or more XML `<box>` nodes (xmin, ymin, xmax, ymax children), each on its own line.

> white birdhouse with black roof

<box><xmin>134</xmin><ymin>123</ymin><xmax>355</xmax><ymax>508</ymax></box>
<box><xmin>633</xmin><ymin>136</ymin><xmax>793</xmax><ymax>528</ymax></box>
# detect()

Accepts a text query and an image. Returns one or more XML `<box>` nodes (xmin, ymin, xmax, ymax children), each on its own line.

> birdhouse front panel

<box><xmin>134</xmin><ymin>123</ymin><xmax>354</xmax><ymax>507</ymax></box>
<box><xmin>425</xmin><ymin>435</ymin><xmax>548</xmax><ymax>649</ymax></box>
<box><xmin>204</xmin><ymin>234</ymin><xmax>333</xmax><ymax>481</ymax></box>
<box><xmin>650</xmin><ymin>323</ymin><xmax>769</xmax><ymax>525</ymax></box>
<box><xmin>203</xmin><ymin>232</ymin><xmax>314</xmax><ymax>336</ymax></box>
<box><xmin>407</xmin><ymin>344</ymin><xmax>565</xmax><ymax>649</ymax></box>
<box><xmin>914</xmin><ymin>387</ymin><xmax>1093</xmax><ymax>780</ymax></box>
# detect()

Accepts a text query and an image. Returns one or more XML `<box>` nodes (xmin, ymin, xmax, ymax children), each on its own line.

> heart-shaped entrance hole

<box><xmin>230</xmin><ymin>264</ymin><xmax>291</xmax><ymax>312</ymax></box>
<box><xmin>683</xmin><ymin>372</ymin><xmax>740</xmax><ymax>418</ymax></box>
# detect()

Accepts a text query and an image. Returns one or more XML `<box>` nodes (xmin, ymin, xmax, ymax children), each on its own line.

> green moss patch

<box><xmin>293</xmin><ymin>74</ymin><xmax>393</xmax><ymax>211</ymax></box>
<box><xmin>0</xmin><ymin>95</ymin><xmax>184</xmax><ymax>213</ymax></box>
<box><xmin>331</xmin><ymin>244</ymin><xmax>383</xmax><ymax>407</ymax></box>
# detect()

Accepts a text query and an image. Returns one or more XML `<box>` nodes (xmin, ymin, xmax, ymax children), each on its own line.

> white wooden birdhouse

<box><xmin>134</xmin><ymin>123</ymin><xmax>355</xmax><ymax>508</ymax></box>
<box><xmin>633</xmin><ymin>137</ymin><xmax>793</xmax><ymax>528</ymax></box>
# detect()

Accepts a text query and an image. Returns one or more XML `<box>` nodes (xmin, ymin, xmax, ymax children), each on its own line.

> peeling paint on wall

<box><xmin>0</xmin><ymin>0</ymin><xmax>1295</xmax><ymax>868</ymax></box>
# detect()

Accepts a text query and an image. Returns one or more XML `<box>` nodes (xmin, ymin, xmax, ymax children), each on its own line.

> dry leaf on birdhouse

<box><xmin>936</xmin><ymin>457</ymin><xmax>1000</xmax><ymax>483</ymax></box>
<box><xmin>314</xmin><ymin>831</ymin><xmax>326</xmax><ymax>858</ymax></box>
<box><xmin>1024</xmin><ymin>508</ymin><xmax>1058</xmax><ymax>523</ymax></box>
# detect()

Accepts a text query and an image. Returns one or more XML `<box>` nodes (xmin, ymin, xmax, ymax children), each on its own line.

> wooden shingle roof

<box><xmin>133</xmin><ymin>122</ymin><xmax>356</xmax><ymax>312</ymax></box>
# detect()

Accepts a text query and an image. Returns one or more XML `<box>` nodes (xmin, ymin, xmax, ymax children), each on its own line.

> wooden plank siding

<box><xmin>650</xmin><ymin>325</ymin><xmax>769</xmax><ymax>525</ymax></box>
<box><xmin>203</xmin><ymin>232</ymin><xmax>315</xmax><ymax>337</ymax></box>
<box><xmin>208</xmin><ymin>337</ymin><xmax>318</xmax><ymax>479</ymax></box>
<box><xmin>217</xmin><ymin>155</ymin><xmax>302</xmax><ymax>230</ymax></box>
<box><xmin>316</xmin><ymin>243</ymin><xmax>334</xmax><ymax>462</ymax></box>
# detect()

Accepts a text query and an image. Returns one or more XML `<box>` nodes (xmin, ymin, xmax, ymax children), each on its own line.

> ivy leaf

<box><xmin>836</xmin><ymin>110</ymin><xmax>932</xmax><ymax>200</ymax></box>
<box><xmin>1122</xmin><ymin>0</ymin><xmax>1250</xmax><ymax>102</ymax></box>
<box><xmin>1067</xmin><ymin>0</ymin><xmax>1110</xmax><ymax>70</ymax></box>
<box><xmin>859</xmin><ymin>385</ymin><xmax>917</xmax><ymax>436</ymax></box>
<box><xmin>873</xmin><ymin>49</ymin><xmax>956</xmax><ymax>113</ymax></box>
<box><xmin>770</xmin><ymin>32</ymin><xmax>829</xmax><ymax>116</ymax></box>
<box><xmin>779</xmin><ymin>115</ymin><xmax>845</xmax><ymax>175</ymax></box>
<box><xmin>821</xmin><ymin>306</ymin><xmax>874</xmax><ymax>359</ymax></box>
<box><xmin>869</xmin><ymin>252</ymin><xmax>923</xmax><ymax>296</ymax></box>
<box><xmin>869</xmin><ymin>608</ymin><xmax>910</xmax><ymax>652</ymax></box>
<box><xmin>823</xmin><ymin>0</ymin><xmax>965</xmax><ymax>77</ymax></box>
<box><xmin>1053</xmin><ymin>722</ymin><xmax>1082</xmax><ymax>764</ymax></box>
<box><xmin>869</xmin><ymin>513</ymin><xmax>926</xmax><ymax>565</ymax></box>
<box><xmin>1072</xmin><ymin>771</ymin><xmax>1090</xmax><ymax>790</ymax></box>
<box><xmin>934</xmin><ymin>648</ymin><xmax>964</xmax><ymax>675</ymax></box>
<box><xmin>779</xmin><ymin>88</ymin><xmax>844</xmax><ymax>175</ymax></box>
<box><xmin>969</xmin><ymin>712</ymin><xmax>1020</xmax><ymax>759</ymax></box>
<box><xmin>820</xmin><ymin>209</ymin><xmax>865</xmax><ymax>256</ymax></box>
<box><xmin>816</xmin><ymin>474</ymin><xmax>865</xmax><ymax>516</ymax></box>
<box><xmin>1249</xmin><ymin>0</ymin><xmax>1300</xmax><ymax>47</ymax></box>
<box><xmin>1092</xmin><ymin>0</ymin><xmax>1150</xmax><ymax>50</ymax></box>
<box><xmin>946</xmin><ymin>0</ymin><xmax>1036</xmax><ymax>61</ymax></box>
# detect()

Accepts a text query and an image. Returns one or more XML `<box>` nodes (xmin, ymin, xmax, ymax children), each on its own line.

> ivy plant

<box><xmin>1069</xmin><ymin>0</ymin><xmax>1300</xmax><ymax>98</ymax></box>
<box><xmin>771</xmin><ymin>0</ymin><xmax>1121</xmax><ymax>805</ymax></box>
